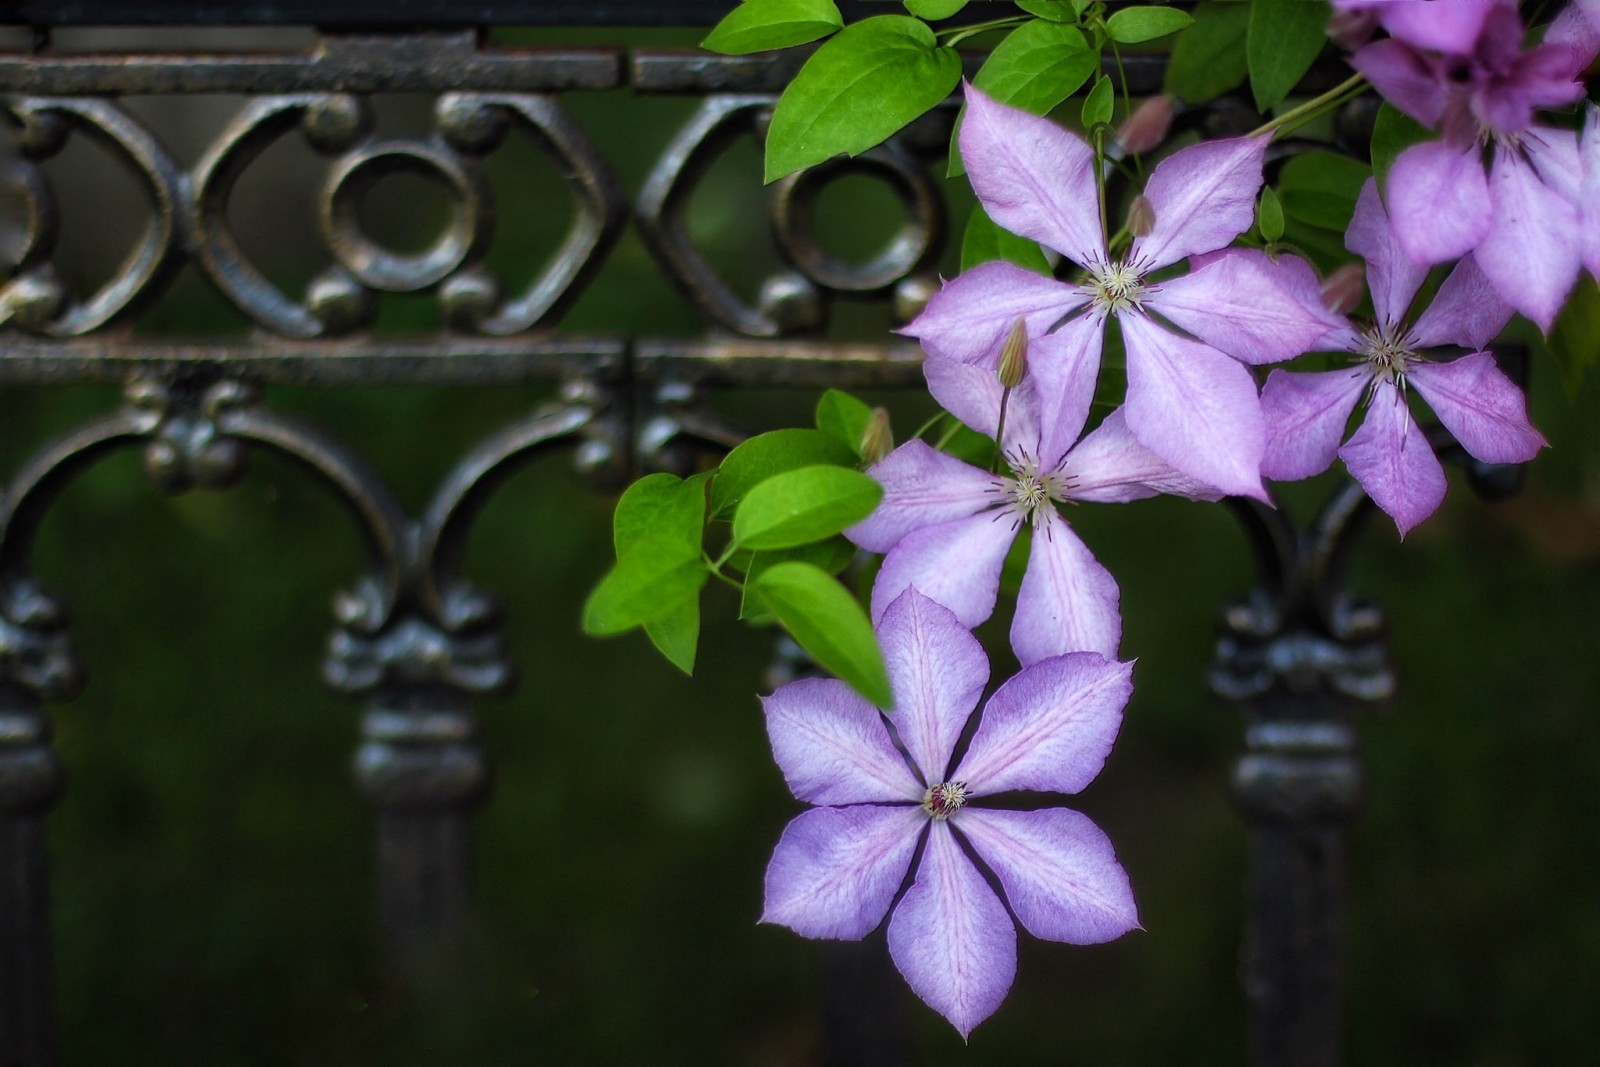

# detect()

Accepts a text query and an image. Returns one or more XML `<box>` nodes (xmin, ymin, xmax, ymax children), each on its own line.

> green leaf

<box><xmin>1164</xmin><ymin>0</ymin><xmax>1248</xmax><ymax>103</ymax></box>
<box><xmin>765</xmin><ymin>15</ymin><xmax>963</xmax><ymax>182</ymax></box>
<box><xmin>701</xmin><ymin>0</ymin><xmax>844</xmax><ymax>55</ymax></box>
<box><xmin>815</xmin><ymin>389</ymin><xmax>875</xmax><ymax>456</ymax></box>
<box><xmin>1081</xmin><ymin>74</ymin><xmax>1114</xmax><ymax>129</ymax></box>
<box><xmin>1016</xmin><ymin>1</ymin><xmax>1083</xmax><ymax>22</ymax></box>
<box><xmin>1257</xmin><ymin>186</ymin><xmax>1285</xmax><ymax>244</ymax></box>
<box><xmin>1248</xmin><ymin>0</ymin><xmax>1330</xmax><ymax>111</ymax></box>
<box><xmin>737</xmin><ymin>537</ymin><xmax>857</xmax><ymax>621</ymax></box>
<box><xmin>961</xmin><ymin>205</ymin><xmax>1052</xmax><ymax>274</ymax></box>
<box><xmin>732</xmin><ymin>465</ymin><xmax>884</xmax><ymax>550</ymax></box>
<box><xmin>613</xmin><ymin>472</ymin><xmax>707</xmax><ymax>555</ymax></box>
<box><xmin>753</xmin><ymin>562</ymin><xmax>892</xmax><ymax>707</ymax></box>
<box><xmin>644</xmin><ymin>599</ymin><xmax>700</xmax><ymax>674</ymax></box>
<box><xmin>1371</xmin><ymin>101</ymin><xmax>1433</xmax><ymax>186</ymax></box>
<box><xmin>905</xmin><ymin>0</ymin><xmax>968</xmax><ymax>18</ymax></box>
<box><xmin>973</xmin><ymin>19</ymin><xmax>1099</xmax><ymax>115</ymax></box>
<box><xmin>1279</xmin><ymin>151</ymin><xmax>1371</xmax><ymax>232</ymax></box>
<box><xmin>1550</xmin><ymin>273</ymin><xmax>1600</xmax><ymax>399</ymax></box>
<box><xmin>1106</xmin><ymin>5</ymin><xmax>1194</xmax><ymax>44</ymax></box>
<box><xmin>582</xmin><ymin>535</ymin><xmax>707</xmax><ymax>636</ymax></box>
<box><xmin>711</xmin><ymin>428</ymin><xmax>859</xmax><ymax>519</ymax></box>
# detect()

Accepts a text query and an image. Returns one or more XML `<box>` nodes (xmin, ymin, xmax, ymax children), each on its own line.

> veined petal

<box><xmin>1347</xmin><ymin>178</ymin><xmax>1429</xmax><ymax>330</ymax></box>
<box><xmin>903</xmin><ymin>261</ymin><xmax>1086</xmax><ymax>366</ymax></box>
<box><xmin>1410</xmin><ymin>254</ymin><xmax>1512</xmax><ymax>351</ymax></box>
<box><xmin>1260</xmin><ymin>368</ymin><xmax>1367</xmax><ymax>482</ymax></box>
<box><xmin>1409</xmin><ymin>352</ymin><xmax>1547</xmax><ymax>464</ymax></box>
<box><xmin>846</xmin><ymin>440</ymin><xmax>994</xmax><ymax>554</ymax></box>
<box><xmin>922</xmin><ymin>356</ymin><xmax>1042</xmax><ymax>462</ymax></box>
<box><xmin>1130</xmin><ymin>136</ymin><xmax>1267</xmax><ymax>271</ymax></box>
<box><xmin>1145</xmin><ymin>250</ymin><xmax>1345</xmax><ymax>365</ymax></box>
<box><xmin>1338</xmin><ymin>381</ymin><xmax>1447</xmax><ymax>537</ymax></box>
<box><xmin>960</xmin><ymin>84</ymin><xmax>1106</xmax><ymax>267</ymax></box>
<box><xmin>763</xmin><ymin>677</ymin><xmax>922</xmax><ymax>805</ymax></box>
<box><xmin>762</xmin><ymin>805</ymin><xmax>924</xmax><ymax>939</ymax></box>
<box><xmin>887</xmin><ymin>821</ymin><xmax>1016</xmax><ymax>1040</ymax></box>
<box><xmin>1061</xmin><ymin>407</ymin><xmax>1227</xmax><ymax>503</ymax></box>
<box><xmin>1385</xmin><ymin>141</ymin><xmax>1492</xmax><ymax>266</ymax></box>
<box><xmin>1545</xmin><ymin>0</ymin><xmax>1600</xmax><ymax>81</ymax></box>
<box><xmin>954</xmin><ymin>652</ymin><xmax>1132</xmax><ymax>796</ymax></box>
<box><xmin>1347</xmin><ymin>39</ymin><xmax>1448</xmax><ymax>128</ymax></box>
<box><xmin>956</xmin><ymin>807</ymin><xmax>1140</xmax><ymax>944</ymax></box>
<box><xmin>870</xmin><ymin>511</ymin><xmax>1015</xmax><ymax>630</ymax></box>
<box><xmin>1011</xmin><ymin>509</ymin><xmax>1121</xmax><ymax>666</ymax></box>
<box><xmin>1521</xmin><ymin>126</ymin><xmax>1581</xmax><ymax>204</ymax></box>
<box><xmin>1584</xmin><ymin>106</ymin><xmax>1600</xmax><ymax>279</ymax></box>
<box><xmin>1377</xmin><ymin>0</ymin><xmax>1499</xmax><ymax>54</ymax></box>
<box><xmin>878</xmin><ymin>588</ymin><xmax>990</xmax><ymax>787</ymax></box>
<box><xmin>1477</xmin><ymin>146</ymin><xmax>1581</xmax><ymax>333</ymax></box>
<box><xmin>1122</xmin><ymin>313</ymin><xmax>1268</xmax><ymax>501</ymax></box>
<box><xmin>1030</xmin><ymin>315</ymin><xmax>1106</xmax><ymax>470</ymax></box>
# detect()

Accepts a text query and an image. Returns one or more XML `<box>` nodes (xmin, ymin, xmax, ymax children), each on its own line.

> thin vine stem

<box><xmin>1250</xmin><ymin>73</ymin><xmax>1369</xmax><ymax>140</ymax></box>
<box><xmin>941</xmin><ymin>16</ymin><xmax>1027</xmax><ymax>47</ymax></box>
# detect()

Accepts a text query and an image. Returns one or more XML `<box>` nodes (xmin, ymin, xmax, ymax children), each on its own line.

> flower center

<box><xmin>1357</xmin><ymin>325</ymin><xmax>1418</xmax><ymax>387</ymax></box>
<box><xmin>923</xmin><ymin>781</ymin><xmax>969</xmax><ymax>819</ymax></box>
<box><xmin>1087</xmin><ymin>260</ymin><xmax>1149</xmax><ymax>317</ymax></box>
<box><xmin>993</xmin><ymin>451</ymin><xmax>1071</xmax><ymax>528</ymax></box>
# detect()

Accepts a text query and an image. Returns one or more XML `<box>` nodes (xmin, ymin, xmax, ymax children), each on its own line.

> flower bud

<box><xmin>859</xmin><ymin>406</ymin><xmax>894</xmax><ymax>465</ymax></box>
<box><xmin>1113</xmin><ymin>93</ymin><xmax>1175</xmax><ymax>156</ymax></box>
<box><xmin>1125</xmin><ymin>194</ymin><xmax>1156</xmax><ymax>239</ymax></box>
<box><xmin>997</xmin><ymin>318</ymin><xmax>1029</xmax><ymax>389</ymax></box>
<box><xmin>1320</xmin><ymin>261</ymin><xmax>1366</xmax><ymax>316</ymax></box>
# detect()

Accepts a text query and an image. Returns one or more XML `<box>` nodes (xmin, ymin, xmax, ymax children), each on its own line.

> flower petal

<box><xmin>1260</xmin><ymin>368</ymin><xmax>1367</xmax><ymax>482</ymax></box>
<box><xmin>1338</xmin><ymin>381</ymin><xmax>1447</xmax><ymax>537</ymax></box>
<box><xmin>1145</xmin><ymin>249</ymin><xmax>1345</xmax><ymax>365</ymax></box>
<box><xmin>846</xmin><ymin>440</ymin><xmax>994</xmax><ymax>554</ymax></box>
<box><xmin>870</xmin><ymin>511</ymin><xmax>1014</xmax><ymax>629</ymax></box>
<box><xmin>1060</xmin><ymin>406</ymin><xmax>1227</xmax><ymax>503</ymax></box>
<box><xmin>1584</xmin><ymin>106</ymin><xmax>1600</xmax><ymax>279</ymax></box>
<box><xmin>902</xmin><ymin>261</ymin><xmax>1087</xmax><ymax>366</ymax></box>
<box><xmin>1408</xmin><ymin>351</ymin><xmax>1547</xmax><ymax>465</ymax></box>
<box><xmin>762</xmin><ymin>805</ymin><xmax>925</xmax><ymax>939</ymax></box>
<box><xmin>887</xmin><ymin>821</ymin><xmax>1016</xmax><ymax>1040</ymax></box>
<box><xmin>954</xmin><ymin>652</ymin><xmax>1132</xmax><ymax>795</ymax></box>
<box><xmin>1347</xmin><ymin>39</ymin><xmax>1448</xmax><ymax>128</ymax></box>
<box><xmin>878</xmin><ymin>588</ymin><xmax>990</xmax><ymax>786</ymax></box>
<box><xmin>1130</xmin><ymin>136</ymin><xmax>1267</xmax><ymax>271</ymax></box>
<box><xmin>1011</xmin><ymin>508</ymin><xmax>1121</xmax><ymax>666</ymax></box>
<box><xmin>1346</xmin><ymin>177</ymin><xmax>1429</xmax><ymax>330</ymax></box>
<box><xmin>1122</xmin><ymin>312</ymin><xmax>1268</xmax><ymax>501</ymax></box>
<box><xmin>959</xmin><ymin>83</ymin><xmax>1106</xmax><ymax>266</ymax></box>
<box><xmin>957</xmin><ymin>807</ymin><xmax>1140</xmax><ymax>944</ymax></box>
<box><xmin>1377</xmin><ymin>0</ymin><xmax>1498</xmax><ymax>54</ymax></box>
<box><xmin>1409</xmin><ymin>254</ymin><xmax>1512</xmax><ymax>351</ymax></box>
<box><xmin>763</xmin><ymin>677</ymin><xmax>923</xmax><ymax>805</ymax></box>
<box><xmin>1030</xmin><ymin>315</ymin><xmax>1106</xmax><ymax>469</ymax></box>
<box><xmin>1477</xmin><ymin>145</ymin><xmax>1581</xmax><ymax>332</ymax></box>
<box><xmin>1545</xmin><ymin>0</ymin><xmax>1600</xmax><ymax>81</ymax></box>
<box><xmin>1385</xmin><ymin>140</ymin><xmax>1491</xmax><ymax>266</ymax></box>
<box><xmin>922</xmin><ymin>355</ymin><xmax>1040</xmax><ymax>462</ymax></box>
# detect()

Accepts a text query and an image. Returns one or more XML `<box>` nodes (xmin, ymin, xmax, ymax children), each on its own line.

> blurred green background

<box><xmin>5</xmin><ymin>24</ymin><xmax>1600</xmax><ymax>1066</ymax></box>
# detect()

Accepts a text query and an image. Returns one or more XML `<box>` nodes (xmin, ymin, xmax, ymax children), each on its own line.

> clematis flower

<box><xmin>1260</xmin><ymin>179</ymin><xmax>1546</xmax><ymax>535</ymax></box>
<box><xmin>1344</xmin><ymin>0</ymin><xmax>1595</xmax><ymax>329</ymax></box>
<box><xmin>903</xmin><ymin>85</ymin><xmax>1341</xmax><ymax>500</ymax></box>
<box><xmin>846</xmin><ymin>352</ymin><xmax>1221</xmax><ymax>666</ymax></box>
<box><xmin>761</xmin><ymin>588</ymin><xmax>1139</xmax><ymax>1038</ymax></box>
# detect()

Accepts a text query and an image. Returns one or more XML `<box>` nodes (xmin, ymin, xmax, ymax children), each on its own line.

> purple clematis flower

<box><xmin>846</xmin><ymin>355</ymin><xmax>1221</xmax><ymax>666</ymax></box>
<box><xmin>761</xmin><ymin>588</ymin><xmax>1139</xmax><ymax>1038</ymax></box>
<box><xmin>903</xmin><ymin>85</ymin><xmax>1341</xmax><ymax>500</ymax></box>
<box><xmin>1344</xmin><ymin>0</ymin><xmax>1595</xmax><ymax>329</ymax></box>
<box><xmin>1260</xmin><ymin>179</ymin><xmax>1547</xmax><ymax>535</ymax></box>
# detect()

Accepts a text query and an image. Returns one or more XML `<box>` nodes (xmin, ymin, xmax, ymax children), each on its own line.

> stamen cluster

<box><xmin>1086</xmin><ymin>260</ymin><xmax>1150</xmax><ymax>317</ymax></box>
<box><xmin>991</xmin><ymin>451</ymin><xmax>1070</xmax><ymax>529</ymax></box>
<box><xmin>922</xmin><ymin>780</ymin><xmax>970</xmax><ymax>819</ymax></box>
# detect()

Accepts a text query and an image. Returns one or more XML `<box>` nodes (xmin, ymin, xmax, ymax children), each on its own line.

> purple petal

<box><xmin>1521</xmin><ymin>126</ymin><xmax>1581</xmax><ymax>202</ymax></box>
<box><xmin>954</xmin><ymin>652</ymin><xmax>1132</xmax><ymax>795</ymax></box>
<box><xmin>1377</xmin><ymin>0</ymin><xmax>1499</xmax><ymax>54</ymax></box>
<box><xmin>887</xmin><ymin>821</ymin><xmax>1016</xmax><ymax>1040</ymax></box>
<box><xmin>1011</xmin><ymin>509</ymin><xmax>1121</xmax><ymax>666</ymax></box>
<box><xmin>1122</xmin><ymin>313</ymin><xmax>1268</xmax><ymax>501</ymax></box>
<box><xmin>870</xmin><ymin>511</ymin><xmax>1014</xmax><ymax>629</ymax></box>
<box><xmin>878</xmin><ymin>588</ymin><xmax>990</xmax><ymax>786</ymax></box>
<box><xmin>763</xmin><ymin>677</ymin><xmax>922</xmax><ymax>805</ymax></box>
<box><xmin>1130</xmin><ymin>136</ymin><xmax>1268</xmax><ymax>271</ymax></box>
<box><xmin>960</xmin><ymin>83</ymin><xmax>1106</xmax><ymax>267</ymax></box>
<box><xmin>1060</xmin><ymin>407</ymin><xmax>1227</xmax><ymax>503</ymax></box>
<box><xmin>902</xmin><ymin>261</ymin><xmax>1086</xmax><ymax>366</ymax></box>
<box><xmin>1260</xmin><ymin>368</ymin><xmax>1367</xmax><ymax>482</ymax></box>
<box><xmin>922</xmin><ymin>355</ymin><xmax>1042</xmax><ymax>463</ymax></box>
<box><xmin>1477</xmin><ymin>146</ymin><xmax>1581</xmax><ymax>332</ymax></box>
<box><xmin>1347</xmin><ymin>39</ymin><xmax>1448</xmax><ymax>128</ymax></box>
<box><xmin>762</xmin><ymin>805</ymin><xmax>924</xmax><ymax>939</ymax></box>
<box><xmin>1586</xmin><ymin>106</ymin><xmax>1600</xmax><ymax>279</ymax></box>
<box><xmin>1408</xmin><ymin>352</ymin><xmax>1547</xmax><ymax>464</ymax></box>
<box><xmin>1545</xmin><ymin>0</ymin><xmax>1600</xmax><ymax>80</ymax></box>
<box><xmin>1146</xmin><ymin>250</ymin><xmax>1346</xmax><ymax>365</ymax></box>
<box><xmin>1030</xmin><ymin>314</ymin><xmax>1107</xmax><ymax>469</ymax></box>
<box><xmin>1338</xmin><ymin>381</ymin><xmax>1447</xmax><ymax>537</ymax></box>
<box><xmin>846</xmin><ymin>440</ymin><xmax>993</xmax><ymax>554</ymax></box>
<box><xmin>1346</xmin><ymin>177</ymin><xmax>1429</xmax><ymax>330</ymax></box>
<box><xmin>1410</xmin><ymin>254</ymin><xmax>1512</xmax><ymax>351</ymax></box>
<box><xmin>1385</xmin><ymin>141</ymin><xmax>1492</xmax><ymax>266</ymax></box>
<box><xmin>956</xmin><ymin>807</ymin><xmax>1140</xmax><ymax>944</ymax></box>
<box><xmin>1481</xmin><ymin>43</ymin><xmax>1587</xmax><ymax>134</ymax></box>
